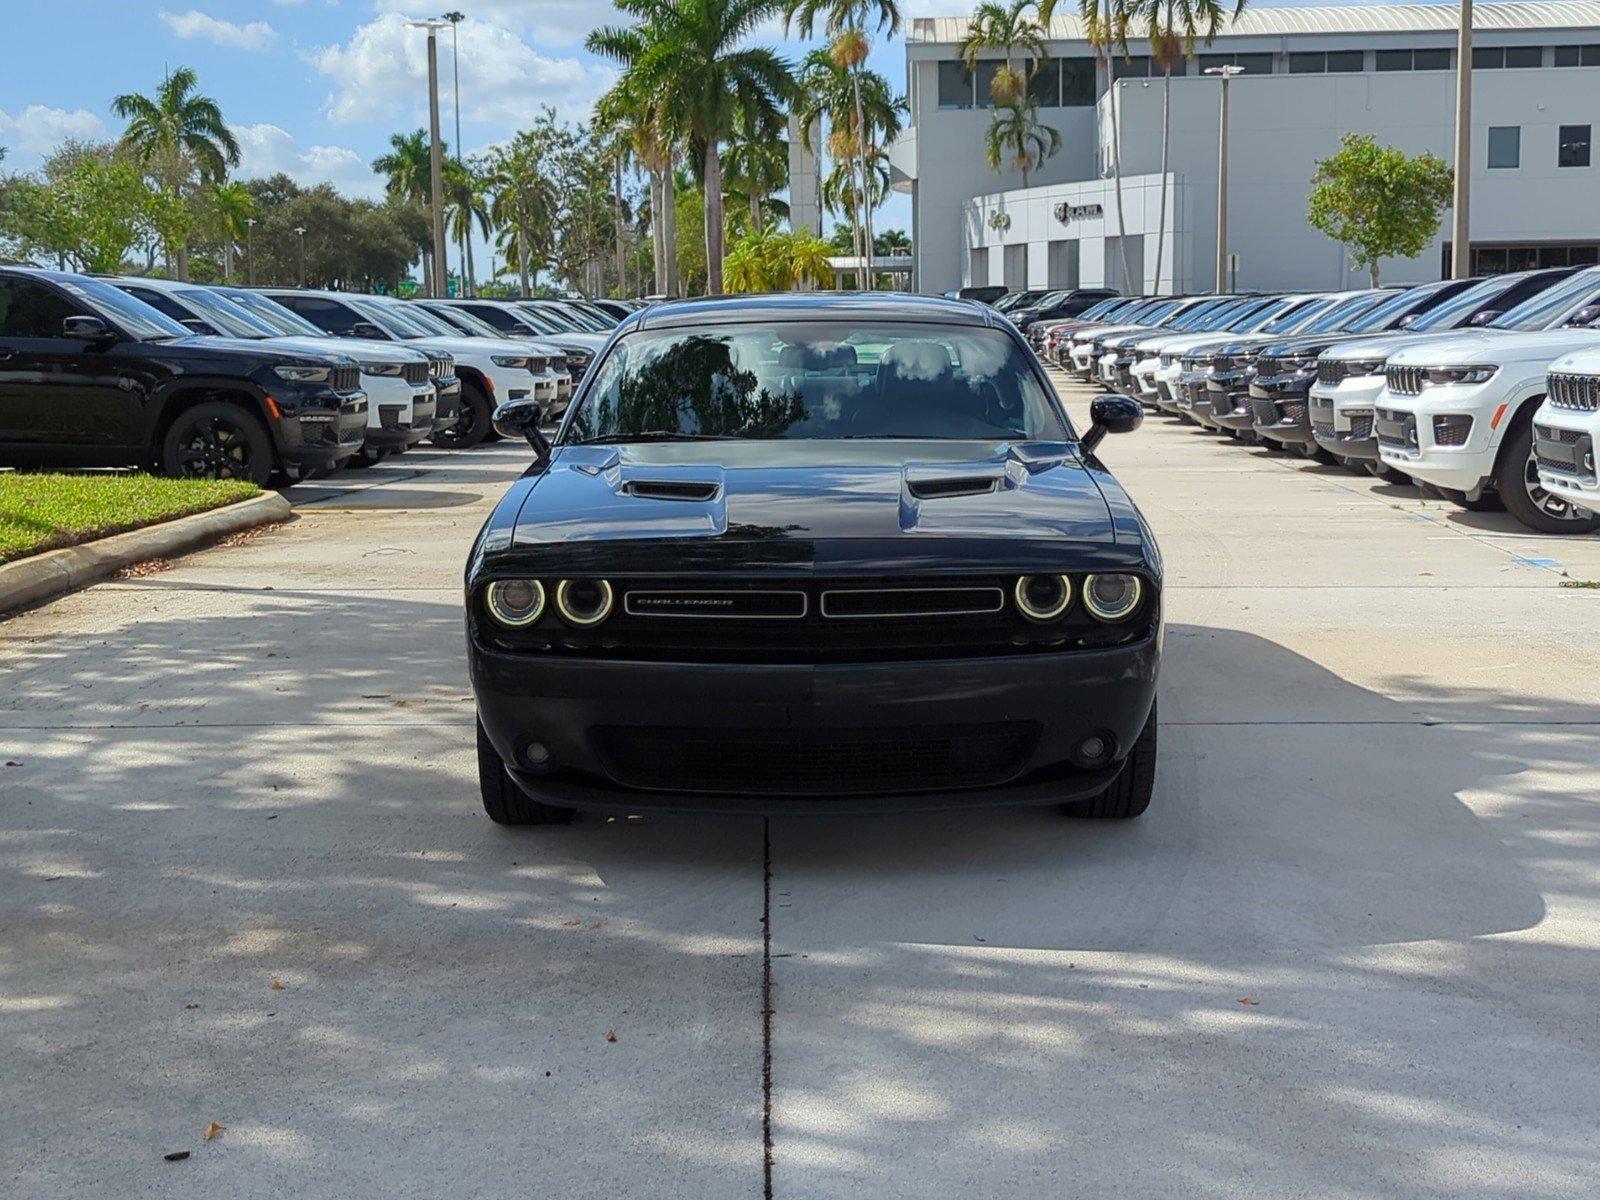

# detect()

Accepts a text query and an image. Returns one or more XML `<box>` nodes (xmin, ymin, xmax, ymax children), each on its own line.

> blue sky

<box><xmin>0</xmin><ymin>0</ymin><xmax>1383</xmax><ymax>256</ymax></box>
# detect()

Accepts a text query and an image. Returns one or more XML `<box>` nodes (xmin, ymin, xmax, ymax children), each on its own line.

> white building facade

<box><xmin>891</xmin><ymin>2</ymin><xmax>1600</xmax><ymax>295</ymax></box>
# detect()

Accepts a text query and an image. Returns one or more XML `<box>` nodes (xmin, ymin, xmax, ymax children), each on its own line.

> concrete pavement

<box><xmin>2</xmin><ymin>392</ymin><xmax>1599</xmax><ymax>1198</ymax></box>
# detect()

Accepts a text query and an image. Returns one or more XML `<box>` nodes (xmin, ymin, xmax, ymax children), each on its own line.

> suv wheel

<box><xmin>477</xmin><ymin>718</ymin><xmax>576</xmax><ymax>826</ymax></box>
<box><xmin>161</xmin><ymin>401</ymin><xmax>274</xmax><ymax>486</ymax></box>
<box><xmin>433</xmin><ymin>380</ymin><xmax>490</xmax><ymax>449</ymax></box>
<box><xmin>1495</xmin><ymin>412</ymin><xmax>1600</xmax><ymax>534</ymax></box>
<box><xmin>1061</xmin><ymin>700</ymin><xmax>1157</xmax><ymax>820</ymax></box>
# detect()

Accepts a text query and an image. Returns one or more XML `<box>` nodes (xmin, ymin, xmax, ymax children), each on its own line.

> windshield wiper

<box><xmin>573</xmin><ymin>431</ymin><xmax>741</xmax><ymax>444</ymax></box>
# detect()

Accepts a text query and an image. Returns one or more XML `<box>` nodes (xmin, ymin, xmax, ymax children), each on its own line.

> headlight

<box><xmin>1346</xmin><ymin>358</ymin><xmax>1386</xmax><ymax>377</ymax></box>
<box><xmin>274</xmin><ymin>365</ymin><xmax>331</xmax><ymax>382</ymax></box>
<box><xmin>485</xmin><ymin>579</ymin><xmax>546</xmax><ymax>627</ymax></box>
<box><xmin>360</xmin><ymin>362</ymin><xmax>403</xmax><ymax>377</ymax></box>
<box><xmin>1082</xmin><ymin>574</ymin><xmax>1144</xmax><ymax>622</ymax></box>
<box><xmin>555</xmin><ymin>578</ymin><xmax>614</xmax><ymax>626</ymax></box>
<box><xmin>1425</xmin><ymin>365</ymin><xmax>1497</xmax><ymax>386</ymax></box>
<box><xmin>1014</xmin><ymin>574</ymin><xmax>1072</xmax><ymax>622</ymax></box>
<box><xmin>492</xmin><ymin>355</ymin><xmax>531</xmax><ymax>368</ymax></box>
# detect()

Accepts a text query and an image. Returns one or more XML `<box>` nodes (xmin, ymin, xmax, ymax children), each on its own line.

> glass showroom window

<box><xmin>1559</xmin><ymin>125</ymin><xmax>1592</xmax><ymax>169</ymax></box>
<box><xmin>1488</xmin><ymin>126</ymin><xmax>1520</xmax><ymax>169</ymax></box>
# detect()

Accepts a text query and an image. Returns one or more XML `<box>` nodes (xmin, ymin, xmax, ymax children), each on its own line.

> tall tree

<box><xmin>111</xmin><ymin>66</ymin><xmax>240</xmax><ymax>280</ymax></box>
<box><xmin>984</xmin><ymin>99</ymin><xmax>1060</xmax><ymax>187</ymax></box>
<box><xmin>372</xmin><ymin>130</ymin><xmax>439</xmax><ymax>291</ymax></box>
<box><xmin>443</xmin><ymin>157</ymin><xmax>490</xmax><ymax>297</ymax></box>
<box><xmin>486</xmin><ymin>132</ymin><xmax>555</xmax><ymax>296</ymax></box>
<box><xmin>722</xmin><ymin>106</ymin><xmax>790</xmax><ymax>234</ymax></box>
<box><xmin>591</xmin><ymin>0</ymin><xmax>791</xmax><ymax>295</ymax></box>
<box><xmin>208</xmin><ymin>180</ymin><xmax>256</xmax><ymax>281</ymax></box>
<box><xmin>961</xmin><ymin>0</ymin><xmax>1048</xmax><ymax>111</ymax></box>
<box><xmin>785</xmin><ymin>0</ymin><xmax>900</xmax><ymax>290</ymax></box>
<box><xmin>1126</xmin><ymin>0</ymin><xmax>1242</xmax><ymax>290</ymax></box>
<box><xmin>596</xmin><ymin>78</ymin><xmax>678</xmax><ymax>296</ymax></box>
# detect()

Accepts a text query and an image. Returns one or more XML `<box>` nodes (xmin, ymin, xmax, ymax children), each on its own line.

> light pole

<box><xmin>245</xmin><ymin>217</ymin><xmax>256</xmax><ymax>286</ymax></box>
<box><xmin>444</xmin><ymin>11</ymin><xmax>467</xmax><ymax>297</ymax></box>
<box><xmin>1450</xmin><ymin>0</ymin><xmax>1474</xmax><ymax>278</ymax></box>
<box><xmin>409</xmin><ymin>18</ymin><xmax>450</xmax><ymax>299</ymax></box>
<box><xmin>1204</xmin><ymin>64</ymin><xmax>1244</xmax><ymax>293</ymax></box>
<box><xmin>293</xmin><ymin>226</ymin><xmax>307</xmax><ymax>287</ymax></box>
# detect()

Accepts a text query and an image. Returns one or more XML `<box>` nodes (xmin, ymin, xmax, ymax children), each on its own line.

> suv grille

<box><xmin>402</xmin><ymin>362</ymin><xmax>429</xmax><ymax>386</ymax></box>
<box><xmin>1375</xmin><ymin>407</ymin><xmax>1418</xmax><ymax>449</ymax></box>
<box><xmin>591</xmin><ymin>721</ymin><xmax>1041</xmax><ymax>797</ymax></box>
<box><xmin>429</xmin><ymin>355</ymin><xmax>454</xmax><ymax>379</ymax></box>
<box><xmin>1316</xmin><ymin>360</ymin><xmax>1346</xmax><ymax>385</ymax></box>
<box><xmin>1386</xmin><ymin>365</ymin><xmax>1424</xmax><ymax>395</ymax></box>
<box><xmin>330</xmin><ymin>365</ymin><xmax>359</xmax><ymax>393</ymax></box>
<box><xmin>1549</xmin><ymin>372</ymin><xmax>1600</xmax><ymax>411</ymax></box>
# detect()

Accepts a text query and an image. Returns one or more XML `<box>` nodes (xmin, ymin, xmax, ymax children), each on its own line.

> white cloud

<box><xmin>232</xmin><ymin>122</ymin><xmax>385</xmax><ymax>199</ymax></box>
<box><xmin>160</xmin><ymin>10</ymin><xmax>278</xmax><ymax>50</ymax></box>
<box><xmin>370</xmin><ymin>0</ymin><xmax>608</xmax><ymax>48</ymax></box>
<box><xmin>316</xmin><ymin>13</ymin><xmax>612</xmax><ymax>125</ymax></box>
<box><xmin>0</xmin><ymin>105</ymin><xmax>108</xmax><ymax>158</ymax></box>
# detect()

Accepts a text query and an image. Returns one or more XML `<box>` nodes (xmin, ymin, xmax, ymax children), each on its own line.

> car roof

<box><xmin>631</xmin><ymin>291</ymin><xmax>1001</xmax><ymax>332</ymax></box>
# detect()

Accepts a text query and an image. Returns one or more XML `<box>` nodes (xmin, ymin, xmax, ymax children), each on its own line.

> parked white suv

<box><xmin>1533</xmin><ymin>351</ymin><xmax>1600</xmax><ymax>522</ymax></box>
<box><xmin>1375</xmin><ymin>310</ymin><xmax>1600</xmax><ymax>532</ymax></box>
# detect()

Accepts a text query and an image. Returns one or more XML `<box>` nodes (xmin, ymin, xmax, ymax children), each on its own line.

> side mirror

<box><xmin>63</xmin><ymin>315</ymin><xmax>114</xmax><ymax>344</ymax></box>
<box><xmin>351</xmin><ymin>322</ymin><xmax>387</xmax><ymax>340</ymax></box>
<box><xmin>492</xmin><ymin>397</ymin><xmax>550</xmax><ymax>459</ymax></box>
<box><xmin>1468</xmin><ymin>310</ymin><xmax>1501</xmax><ymax>327</ymax></box>
<box><xmin>1080</xmin><ymin>395</ymin><xmax>1143</xmax><ymax>455</ymax></box>
<box><xmin>180</xmin><ymin>317</ymin><xmax>216</xmax><ymax>335</ymax></box>
<box><xmin>1396</xmin><ymin>313</ymin><xmax>1419</xmax><ymax>329</ymax></box>
<box><xmin>1565</xmin><ymin>304</ymin><xmax>1600</xmax><ymax>328</ymax></box>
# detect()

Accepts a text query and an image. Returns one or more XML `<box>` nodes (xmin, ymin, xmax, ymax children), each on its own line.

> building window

<box><xmin>1110</xmin><ymin>55</ymin><xmax>1150</xmax><ymax>80</ymax></box>
<box><xmin>1198</xmin><ymin>52</ymin><xmax>1273</xmax><ymax>75</ymax></box>
<box><xmin>1288</xmin><ymin>50</ymin><xmax>1364</xmax><ymax>74</ymax></box>
<box><xmin>1488</xmin><ymin>126</ymin><xmax>1520</xmax><ymax>169</ymax></box>
<box><xmin>1028</xmin><ymin>58</ymin><xmax>1061</xmax><ymax>106</ymax></box>
<box><xmin>1061</xmin><ymin>57</ymin><xmax>1095</xmax><ymax>105</ymax></box>
<box><xmin>1554</xmin><ymin>44</ymin><xmax>1600</xmax><ymax>66</ymax></box>
<box><xmin>1474</xmin><ymin>46</ymin><xmax>1542</xmax><ymax>69</ymax></box>
<box><xmin>1377</xmin><ymin>48</ymin><xmax>1451</xmax><ymax>71</ymax></box>
<box><xmin>937</xmin><ymin>60</ymin><xmax>974</xmax><ymax>108</ymax></box>
<box><xmin>1559</xmin><ymin>124</ymin><xmax>1592</xmax><ymax>168</ymax></box>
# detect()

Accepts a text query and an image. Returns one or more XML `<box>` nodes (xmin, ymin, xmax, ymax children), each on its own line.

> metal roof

<box><xmin>909</xmin><ymin>2</ymin><xmax>1600</xmax><ymax>43</ymax></box>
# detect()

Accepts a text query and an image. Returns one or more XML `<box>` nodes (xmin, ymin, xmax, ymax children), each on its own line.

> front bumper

<box><xmin>1310</xmin><ymin>375</ymin><xmax>1383</xmax><ymax>461</ymax></box>
<box><xmin>1207</xmin><ymin>369</ymin><xmax>1258</xmax><ymax>431</ymax></box>
<box><xmin>1374</xmin><ymin>384</ymin><xmax>1500</xmax><ymax>494</ymax></box>
<box><xmin>1248</xmin><ymin>370</ymin><xmax>1316</xmax><ymax>445</ymax></box>
<box><xmin>432</xmin><ymin>379</ymin><xmax>462</xmax><ymax>434</ymax></box>
<box><xmin>1534</xmin><ymin>408</ymin><xmax>1599</xmax><ymax>511</ymax></box>
<box><xmin>472</xmin><ymin>639</ymin><xmax>1160</xmax><ymax>814</ymax></box>
<box><xmin>279</xmin><ymin>391</ymin><xmax>368</xmax><ymax>469</ymax></box>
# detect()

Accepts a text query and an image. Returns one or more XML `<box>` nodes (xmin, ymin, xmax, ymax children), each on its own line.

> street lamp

<box><xmin>1450</xmin><ymin>0</ymin><xmax>1474</xmax><ymax>278</ymax></box>
<box><xmin>293</xmin><ymin>225</ymin><xmax>307</xmax><ymax>287</ymax></box>
<box><xmin>408</xmin><ymin>18</ymin><xmax>450</xmax><ymax>299</ymax></box>
<box><xmin>1204</xmin><ymin>64</ymin><xmax>1244</xmax><ymax>293</ymax></box>
<box><xmin>245</xmin><ymin>217</ymin><xmax>256</xmax><ymax>286</ymax></box>
<box><xmin>444</xmin><ymin>10</ymin><xmax>467</xmax><ymax>298</ymax></box>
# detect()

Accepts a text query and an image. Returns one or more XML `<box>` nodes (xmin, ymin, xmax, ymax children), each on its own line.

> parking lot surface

<box><xmin>3</xmin><ymin>381</ymin><xmax>1599</xmax><ymax>1199</ymax></box>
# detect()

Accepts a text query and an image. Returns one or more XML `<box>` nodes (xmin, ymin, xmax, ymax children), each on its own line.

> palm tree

<box><xmin>785</xmin><ymin>0</ymin><xmax>900</xmax><ymax>290</ymax></box>
<box><xmin>961</xmin><ymin>0</ymin><xmax>1048</xmax><ymax>109</ymax></box>
<box><xmin>1127</xmin><ymin>0</ymin><xmax>1243</xmax><ymax>291</ymax></box>
<box><xmin>373</xmin><ymin>130</ymin><xmax>439</xmax><ymax>292</ymax></box>
<box><xmin>444</xmin><ymin>158</ymin><xmax>490</xmax><ymax>298</ymax></box>
<box><xmin>485</xmin><ymin>134</ymin><xmax>552</xmax><ymax>296</ymax></box>
<box><xmin>722</xmin><ymin>107</ymin><xmax>790</xmax><ymax>234</ymax></box>
<box><xmin>590</xmin><ymin>0</ymin><xmax>792</xmax><ymax>295</ymax></box>
<box><xmin>208</xmin><ymin>181</ymin><xmax>255</xmax><ymax>281</ymax></box>
<box><xmin>984</xmin><ymin>100</ymin><xmax>1061</xmax><ymax>187</ymax></box>
<box><xmin>111</xmin><ymin>67</ymin><xmax>240</xmax><ymax>279</ymax></box>
<box><xmin>793</xmin><ymin>50</ymin><xmax>904</xmax><ymax>290</ymax></box>
<box><xmin>596</xmin><ymin>77</ymin><xmax>680</xmax><ymax>297</ymax></box>
<box><xmin>821</xmin><ymin>146</ymin><xmax>889</xmax><ymax>282</ymax></box>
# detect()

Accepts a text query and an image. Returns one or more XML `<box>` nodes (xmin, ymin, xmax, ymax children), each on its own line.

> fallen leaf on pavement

<box><xmin>203</xmin><ymin>1122</ymin><xmax>224</xmax><ymax>1141</ymax></box>
<box><xmin>562</xmin><ymin>918</ymin><xmax>582</xmax><ymax>927</ymax></box>
<box><xmin>605</xmin><ymin>1030</ymin><xmax>618</xmax><ymax>1043</ymax></box>
<box><xmin>589</xmin><ymin>920</ymin><xmax>604</xmax><ymax>930</ymax></box>
<box><xmin>270</xmin><ymin>979</ymin><xmax>284</xmax><ymax>991</ymax></box>
<box><xmin>163</xmin><ymin>1151</ymin><xmax>191</xmax><ymax>1163</ymax></box>
<box><xmin>1238</xmin><ymin>998</ymin><xmax>1259</xmax><ymax>1006</ymax></box>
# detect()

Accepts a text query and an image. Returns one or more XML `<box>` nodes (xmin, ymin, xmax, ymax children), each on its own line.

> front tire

<box><xmin>477</xmin><ymin>718</ymin><xmax>576</xmax><ymax>826</ymax></box>
<box><xmin>160</xmin><ymin>401</ymin><xmax>274</xmax><ymax>486</ymax></box>
<box><xmin>1061</xmin><ymin>700</ymin><xmax>1157</xmax><ymax>820</ymax></box>
<box><xmin>432</xmin><ymin>380</ymin><xmax>490</xmax><ymax>449</ymax></box>
<box><xmin>1494</xmin><ymin>413</ymin><xmax>1600</xmax><ymax>534</ymax></box>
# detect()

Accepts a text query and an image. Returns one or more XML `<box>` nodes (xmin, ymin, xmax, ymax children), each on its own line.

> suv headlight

<box><xmin>492</xmin><ymin>354</ymin><xmax>531</xmax><ymax>368</ymax></box>
<box><xmin>360</xmin><ymin>362</ymin><xmax>403</xmax><ymax>376</ymax></box>
<box><xmin>1425</xmin><ymin>366</ymin><xmax>1497</xmax><ymax>386</ymax></box>
<box><xmin>274</xmin><ymin>365</ymin><xmax>331</xmax><ymax>382</ymax></box>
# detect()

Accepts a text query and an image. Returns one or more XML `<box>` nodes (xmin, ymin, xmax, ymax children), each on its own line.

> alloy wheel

<box><xmin>175</xmin><ymin>416</ymin><xmax>255</xmax><ymax>480</ymax></box>
<box><xmin>1523</xmin><ymin>451</ymin><xmax>1586</xmax><ymax>522</ymax></box>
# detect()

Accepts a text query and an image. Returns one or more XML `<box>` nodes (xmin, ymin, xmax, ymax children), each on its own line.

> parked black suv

<box><xmin>1009</xmin><ymin>288</ymin><xmax>1123</xmax><ymax>333</ymax></box>
<box><xmin>0</xmin><ymin>267</ymin><xmax>367</xmax><ymax>483</ymax></box>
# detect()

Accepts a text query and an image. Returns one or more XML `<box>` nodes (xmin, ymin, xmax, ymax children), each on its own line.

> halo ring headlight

<box><xmin>485</xmin><ymin>579</ymin><xmax>545</xmax><ymax>627</ymax></box>
<box><xmin>1014</xmin><ymin>574</ymin><xmax>1073</xmax><ymax>622</ymax></box>
<box><xmin>555</xmin><ymin>578</ymin><xmax>614</xmax><ymax>626</ymax></box>
<box><xmin>1083</xmin><ymin>574</ymin><xmax>1144</xmax><ymax>622</ymax></box>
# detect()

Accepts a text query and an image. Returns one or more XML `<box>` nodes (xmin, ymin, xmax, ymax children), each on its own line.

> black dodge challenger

<box><xmin>466</xmin><ymin>293</ymin><xmax>1161</xmax><ymax>824</ymax></box>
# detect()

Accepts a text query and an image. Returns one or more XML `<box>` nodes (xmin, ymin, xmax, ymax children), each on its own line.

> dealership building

<box><xmin>884</xmin><ymin>2</ymin><xmax>1600</xmax><ymax>295</ymax></box>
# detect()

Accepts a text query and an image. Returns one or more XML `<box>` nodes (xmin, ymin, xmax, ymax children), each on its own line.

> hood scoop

<box><xmin>622</xmin><ymin>479</ymin><xmax>721</xmax><ymax>503</ymax></box>
<box><xmin>906</xmin><ymin>475</ymin><xmax>1002</xmax><ymax>501</ymax></box>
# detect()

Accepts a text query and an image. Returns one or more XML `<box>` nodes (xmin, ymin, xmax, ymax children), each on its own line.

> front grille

<box><xmin>1432</xmin><ymin>415</ymin><xmax>1473</xmax><ymax>447</ymax></box>
<box><xmin>378</xmin><ymin>404</ymin><xmax>405</xmax><ymax>431</ymax></box>
<box><xmin>429</xmin><ymin>355</ymin><xmax>454</xmax><ymax>379</ymax></box>
<box><xmin>1375</xmin><ymin>407</ymin><xmax>1418</xmax><ymax>449</ymax></box>
<box><xmin>402</xmin><ymin>362</ymin><xmax>429</xmax><ymax>386</ymax></box>
<box><xmin>1386</xmin><ymin>365</ymin><xmax>1424</xmax><ymax>395</ymax></box>
<box><xmin>330</xmin><ymin>365</ymin><xmax>359</xmax><ymax>393</ymax></box>
<box><xmin>624</xmin><ymin>589</ymin><xmax>807</xmax><ymax>619</ymax></box>
<box><xmin>591</xmin><ymin>721</ymin><xmax>1041</xmax><ymax>797</ymax></box>
<box><xmin>1317</xmin><ymin>360</ymin><xmax>1347</xmax><ymax>385</ymax></box>
<box><xmin>1251</xmin><ymin>397</ymin><xmax>1279</xmax><ymax>427</ymax></box>
<box><xmin>1548</xmin><ymin>372</ymin><xmax>1600</xmax><ymax>411</ymax></box>
<box><xmin>819</xmin><ymin>586</ymin><xmax>1005</xmax><ymax>619</ymax></box>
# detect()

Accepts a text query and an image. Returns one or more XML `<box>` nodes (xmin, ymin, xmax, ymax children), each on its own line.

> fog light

<box><xmin>556</xmin><ymin>578</ymin><xmax>614</xmax><ymax>626</ymax></box>
<box><xmin>485</xmin><ymin>579</ymin><xmax>545</xmax><ymax>627</ymax></box>
<box><xmin>1014</xmin><ymin>574</ymin><xmax>1072</xmax><ymax>622</ymax></box>
<box><xmin>1075</xmin><ymin>732</ymin><xmax>1116</xmax><ymax>767</ymax></box>
<box><xmin>523</xmin><ymin>741</ymin><xmax>552</xmax><ymax>769</ymax></box>
<box><xmin>1083</xmin><ymin>574</ymin><xmax>1144</xmax><ymax>622</ymax></box>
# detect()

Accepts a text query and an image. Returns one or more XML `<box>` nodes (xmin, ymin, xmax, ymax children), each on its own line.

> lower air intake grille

<box><xmin>591</xmin><ymin>721</ymin><xmax>1041</xmax><ymax>797</ymax></box>
<box><xmin>1432</xmin><ymin>415</ymin><xmax>1474</xmax><ymax>447</ymax></box>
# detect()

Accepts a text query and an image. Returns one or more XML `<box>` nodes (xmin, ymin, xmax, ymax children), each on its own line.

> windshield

<box><xmin>347</xmin><ymin>296</ymin><xmax>449</xmax><ymax>339</ymax></box>
<box><xmin>1170</xmin><ymin>299</ymin><xmax>1235</xmax><ymax>331</ymax></box>
<box><xmin>1260</xmin><ymin>296</ymin><xmax>1331</xmax><ymax>334</ymax></box>
<box><xmin>572</xmin><ymin>301</ymin><xmax>619</xmax><ymax>328</ymax></box>
<box><xmin>421</xmin><ymin>303</ymin><xmax>501</xmax><ymax>337</ymax></box>
<box><xmin>56</xmin><ymin>276</ymin><xmax>189</xmax><ymax>340</ymax></box>
<box><xmin>1299</xmin><ymin>292</ymin><xmax>1392</xmax><ymax>334</ymax></box>
<box><xmin>1079</xmin><ymin>298</ymin><xmax>1123</xmax><ymax>320</ymax></box>
<box><xmin>529</xmin><ymin>304</ymin><xmax>589</xmax><ymax>333</ymax></box>
<box><xmin>216</xmin><ymin>289</ymin><xmax>328</xmax><ymax>337</ymax></box>
<box><xmin>1343</xmin><ymin>283</ymin><xmax>1450</xmax><ymax>334</ymax></box>
<box><xmin>1489</xmin><ymin>269</ymin><xmax>1600</xmax><ymax>330</ymax></box>
<box><xmin>567</xmin><ymin>321</ymin><xmax>1069</xmax><ymax>444</ymax></box>
<box><xmin>171</xmin><ymin>287</ymin><xmax>280</xmax><ymax>338</ymax></box>
<box><xmin>1239</xmin><ymin>298</ymin><xmax>1296</xmax><ymax>331</ymax></box>
<box><xmin>1203</xmin><ymin>297</ymin><xmax>1269</xmax><ymax>331</ymax></box>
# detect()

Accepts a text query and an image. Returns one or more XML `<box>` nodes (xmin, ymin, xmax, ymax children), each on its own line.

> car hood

<box><xmin>405</xmin><ymin>334</ymin><xmax>532</xmax><ymax>358</ymax></box>
<box><xmin>171</xmin><ymin>335</ymin><xmax>356</xmax><ymax>365</ymax></box>
<box><xmin>1387</xmin><ymin>328</ymin><xmax>1600</xmax><ymax>368</ymax></box>
<box><xmin>263</xmin><ymin>336</ymin><xmax>425</xmax><ymax>364</ymax></box>
<box><xmin>1143</xmin><ymin>331</ymin><xmax>1241</xmax><ymax>356</ymax></box>
<box><xmin>1319</xmin><ymin>330</ymin><xmax>1478</xmax><ymax>362</ymax></box>
<box><xmin>507</xmin><ymin>439</ymin><xmax>1119</xmax><ymax>563</ymax></box>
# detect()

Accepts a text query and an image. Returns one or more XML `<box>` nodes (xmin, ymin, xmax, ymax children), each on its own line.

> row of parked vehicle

<box><xmin>0</xmin><ymin>264</ymin><xmax>644</xmax><ymax>485</ymax></box>
<box><xmin>1020</xmin><ymin>270</ymin><xmax>1600</xmax><ymax>534</ymax></box>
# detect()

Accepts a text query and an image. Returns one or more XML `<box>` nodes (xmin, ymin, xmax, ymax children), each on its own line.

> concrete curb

<box><xmin>0</xmin><ymin>491</ymin><xmax>294</xmax><ymax>616</ymax></box>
